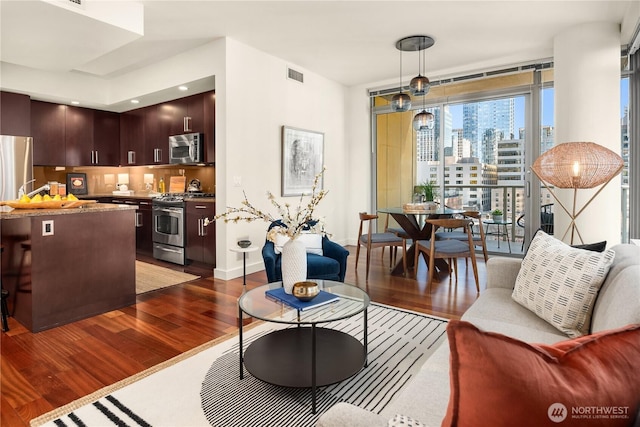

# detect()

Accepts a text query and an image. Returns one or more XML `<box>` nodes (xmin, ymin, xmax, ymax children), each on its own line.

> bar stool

<box><xmin>12</xmin><ymin>240</ymin><xmax>32</xmax><ymax>315</ymax></box>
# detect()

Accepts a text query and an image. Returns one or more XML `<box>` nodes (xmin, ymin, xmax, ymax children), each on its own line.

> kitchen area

<box><xmin>1</xmin><ymin>89</ymin><xmax>217</xmax><ymax>332</ymax></box>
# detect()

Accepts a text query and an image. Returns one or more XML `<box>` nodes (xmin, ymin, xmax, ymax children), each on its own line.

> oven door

<box><xmin>152</xmin><ymin>205</ymin><xmax>184</xmax><ymax>247</ymax></box>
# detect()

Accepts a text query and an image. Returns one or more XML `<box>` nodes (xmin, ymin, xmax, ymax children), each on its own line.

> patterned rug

<box><xmin>135</xmin><ymin>260</ymin><xmax>199</xmax><ymax>294</ymax></box>
<box><xmin>31</xmin><ymin>303</ymin><xmax>448</xmax><ymax>427</ymax></box>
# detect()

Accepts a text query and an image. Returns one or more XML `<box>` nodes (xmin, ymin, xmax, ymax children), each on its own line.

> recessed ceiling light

<box><xmin>178</xmin><ymin>86</ymin><xmax>188</xmax><ymax>91</ymax></box>
<box><xmin>131</xmin><ymin>99</ymin><xmax>140</xmax><ymax>104</ymax></box>
<box><xmin>71</xmin><ymin>101</ymin><xmax>80</xmax><ymax>105</ymax></box>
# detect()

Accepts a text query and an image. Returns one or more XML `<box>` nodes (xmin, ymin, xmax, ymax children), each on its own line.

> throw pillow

<box><xmin>572</xmin><ymin>240</ymin><xmax>607</xmax><ymax>252</ymax></box>
<box><xmin>273</xmin><ymin>233</ymin><xmax>323</xmax><ymax>256</ymax></box>
<box><xmin>388</xmin><ymin>414</ymin><xmax>426</xmax><ymax>427</ymax></box>
<box><xmin>443</xmin><ymin>320</ymin><xmax>640</xmax><ymax>427</ymax></box>
<box><xmin>512</xmin><ymin>230</ymin><xmax>615</xmax><ymax>337</ymax></box>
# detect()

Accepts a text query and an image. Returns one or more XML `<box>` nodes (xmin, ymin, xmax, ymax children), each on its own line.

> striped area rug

<box><xmin>32</xmin><ymin>303</ymin><xmax>447</xmax><ymax>427</ymax></box>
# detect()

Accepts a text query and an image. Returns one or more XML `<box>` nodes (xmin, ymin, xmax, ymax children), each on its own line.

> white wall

<box><xmin>554</xmin><ymin>22</ymin><xmax>622</xmax><ymax>245</ymax></box>
<box><xmin>214</xmin><ymin>38</ymin><xmax>348</xmax><ymax>279</ymax></box>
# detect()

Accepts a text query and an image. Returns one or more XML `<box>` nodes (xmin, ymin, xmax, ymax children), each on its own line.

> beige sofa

<box><xmin>317</xmin><ymin>244</ymin><xmax>640</xmax><ymax>426</ymax></box>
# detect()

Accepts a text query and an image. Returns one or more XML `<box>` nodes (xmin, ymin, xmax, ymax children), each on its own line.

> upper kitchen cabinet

<box><xmin>144</xmin><ymin>105</ymin><xmax>167</xmax><ymax>164</ymax></box>
<box><xmin>65</xmin><ymin>106</ymin><xmax>94</xmax><ymax>166</ymax></box>
<box><xmin>0</xmin><ymin>91</ymin><xmax>31</xmax><ymax>137</ymax></box>
<box><xmin>93</xmin><ymin>110</ymin><xmax>120</xmax><ymax>166</ymax></box>
<box><xmin>120</xmin><ymin>108</ymin><xmax>145</xmax><ymax>166</ymax></box>
<box><xmin>31</xmin><ymin>100</ymin><xmax>66</xmax><ymax>166</ymax></box>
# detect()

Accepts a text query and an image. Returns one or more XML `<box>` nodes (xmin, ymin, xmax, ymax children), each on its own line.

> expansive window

<box><xmin>371</xmin><ymin>61</ymin><xmax>634</xmax><ymax>253</ymax></box>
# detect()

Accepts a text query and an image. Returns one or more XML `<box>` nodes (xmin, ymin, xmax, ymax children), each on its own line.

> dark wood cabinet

<box><xmin>202</xmin><ymin>91</ymin><xmax>215</xmax><ymax>162</ymax></box>
<box><xmin>65</xmin><ymin>106</ymin><xmax>94</xmax><ymax>166</ymax></box>
<box><xmin>136</xmin><ymin>199</ymin><xmax>154</xmax><ymax>254</ymax></box>
<box><xmin>93</xmin><ymin>110</ymin><xmax>120</xmax><ymax>166</ymax></box>
<box><xmin>144</xmin><ymin>105</ymin><xmax>167</xmax><ymax>164</ymax></box>
<box><xmin>0</xmin><ymin>91</ymin><xmax>30</xmax><ymax>136</ymax></box>
<box><xmin>186</xmin><ymin>200</ymin><xmax>215</xmax><ymax>265</ymax></box>
<box><xmin>31</xmin><ymin>100</ymin><xmax>66</xmax><ymax>166</ymax></box>
<box><xmin>120</xmin><ymin>108</ymin><xmax>145</xmax><ymax>165</ymax></box>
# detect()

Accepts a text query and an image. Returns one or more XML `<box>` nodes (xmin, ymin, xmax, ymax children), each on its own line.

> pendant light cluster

<box><xmin>391</xmin><ymin>35</ymin><xmax>435</xmax><ymax>131</ymax></box>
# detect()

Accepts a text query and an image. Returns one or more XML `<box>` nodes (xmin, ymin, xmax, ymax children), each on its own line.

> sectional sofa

<box><xmin>317</xmin><ymin>239</ymin><xmax>640</xmax><ymax>426</ymax></box>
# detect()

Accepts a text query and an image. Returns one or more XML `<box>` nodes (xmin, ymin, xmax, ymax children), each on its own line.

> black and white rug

<box><xmin>32</xmin><ymin>303</ymin><xmax>447</xmax><ymax>427</ymax></box>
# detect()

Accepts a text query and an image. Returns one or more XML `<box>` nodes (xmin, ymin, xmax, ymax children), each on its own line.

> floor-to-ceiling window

<box><xmin>371</xmin><ymin>58</ymin><xmax>635</xmax><ymax>254</ymax></box>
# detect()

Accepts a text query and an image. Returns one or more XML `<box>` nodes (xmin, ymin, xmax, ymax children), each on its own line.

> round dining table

<box><xmin>378</xmin><ymin>207</ymin><xmax>462</xmax><ymax>276</ymax></box>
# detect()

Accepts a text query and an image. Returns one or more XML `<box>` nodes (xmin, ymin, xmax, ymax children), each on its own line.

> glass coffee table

<box><xmin>238</xmin><ymin>280</ymin><xmax>369</xmax><ymax>414</ymax></box>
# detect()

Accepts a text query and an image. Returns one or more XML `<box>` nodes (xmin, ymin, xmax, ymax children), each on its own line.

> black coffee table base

<box><xmin>242</xmin><ymin>326</ymin><xmax>366</xmax><ymax>413</ymax></box>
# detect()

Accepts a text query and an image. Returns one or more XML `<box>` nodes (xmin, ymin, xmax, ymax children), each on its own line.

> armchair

<box><xmin>262</xmin><ymin>221</ymin><xmax>349</xmax><ymax>283</ymax></box>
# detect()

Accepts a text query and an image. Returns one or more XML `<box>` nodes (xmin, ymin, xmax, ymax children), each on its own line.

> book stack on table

<box><xmin>265</xmin><ymin>287</ymin><xmax>339</xmax><ymax>311</ymax></box>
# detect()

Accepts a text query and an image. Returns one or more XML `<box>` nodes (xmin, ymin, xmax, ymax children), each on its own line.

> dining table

<box><xmin>378</xmin><ymin>206</ymin><xmax>462</xmax><ymax>276</ymax></box>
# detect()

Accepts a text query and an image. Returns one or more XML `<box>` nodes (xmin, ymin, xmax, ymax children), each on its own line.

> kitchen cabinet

<box><xmin>144</xmin><ymin>105</ymin><xmax>167</xmax><ymax>164</ymax></box>
<box><xmin>1</xmin><ymin>91</ymin><xmax>30</xmax><ymax>137</ymax></box>
<box><xmin>185</xmin><ymin>200</ymin><xmax>215</xmax><ymax>265</ymax></box>
<box><xmin>93</xmin><ymin>110</ymin><xmax>120</xmax><ymax>166</ymax></box>
<box><xmin>120</xmin><ymin>108</ymin><xmax>145</xmax><ymax>165</ymax></box>
<box><xmin>136</xmin><ymin>199</ymin><xmax>153</xmax><ymax>254</ymax></box>
<box><xmin>31</xmin><ymin>100</ymin><xmax>66</xmax><ymax>166</ymax></box>
<box><xmin>166</xmin><ymin>93</ymin><xmax>205</xmax><ymax>136</ymax></box>
<box><xmin>111</xmin><ymin>197</ymin><xmax>153</xmax><ymax>254</ymax></box>
<box><xmin>65</xmin><ymin>106</ymin><xmax>94</xmax><ymax>166</ymax></box>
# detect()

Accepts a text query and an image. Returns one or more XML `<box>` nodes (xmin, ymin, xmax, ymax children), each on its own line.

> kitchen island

<box><xmin>1</xmin><ymin>203</ymin><xmax>137</xmax><ymax>332</ymax></box>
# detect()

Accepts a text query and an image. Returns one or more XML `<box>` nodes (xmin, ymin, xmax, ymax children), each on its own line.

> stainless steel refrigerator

<box><xmin>0</xmin><ymin>135</ymin><xmax>33</xmax><ymax>201</ymax></box>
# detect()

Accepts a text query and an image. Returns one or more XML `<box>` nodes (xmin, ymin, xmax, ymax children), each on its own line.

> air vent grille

<box><xmin>287</xmin><ymin>67</ymin><xmax>304</xmax><ymax>83</ymax></box>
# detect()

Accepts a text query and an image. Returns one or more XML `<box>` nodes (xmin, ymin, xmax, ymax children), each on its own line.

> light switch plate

<box><xmin>42</xmin><ymin>220</ymin><xmax>54</xmax><ymax>236</ymax></box>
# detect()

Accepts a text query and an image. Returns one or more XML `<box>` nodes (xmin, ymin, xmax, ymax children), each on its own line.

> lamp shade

<box><xmin>413</xmin><ymin>110</ymin><xmax>434</xmax><ymax>131</ymax></box>
<box><xmin>410</xmin><ymin>75</ymin><xmax>430</xmax><ymax>96</ymax></box>
<box><xmin>391</xmin><ymin>92</ymin><xmax>411</xmax><ymax>112</ymax></box>
<box><xmin>531</xmin><ymin>142</ymin><xmax>623</xmax><ymax>189</ymax></box>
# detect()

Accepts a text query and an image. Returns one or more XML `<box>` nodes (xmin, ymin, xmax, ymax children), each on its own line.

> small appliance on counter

<box><xmin>187</xmin><ymin>179</ymin><xmax>202</xmax><ymax>193</ymax></box>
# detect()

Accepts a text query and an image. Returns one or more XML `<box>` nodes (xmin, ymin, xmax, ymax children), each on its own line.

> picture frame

<box><xmin>66</xmin><ymin>173</ymin><xmax>88</xmax><ymax>195</ymax></box>
<box><xmin>281</xmin><ymin>126</ymin><xmax>324</xmax><ymax>196</ymax></box>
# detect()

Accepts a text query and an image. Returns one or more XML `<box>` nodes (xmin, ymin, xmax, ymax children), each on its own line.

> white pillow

<box><xmin>273</xmin><ymin>233</ymin><xmax>323</xmax><ymax>256</ymax></box>
<box><xmin>511</xmin><ymin>231</ymin><xmax>615</xmax><ymax>337</ymax></box>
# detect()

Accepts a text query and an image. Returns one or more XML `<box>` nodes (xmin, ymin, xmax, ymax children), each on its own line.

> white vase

<box><xmin>281</xmin><ymin>238</ymin><xmax>307</xmax><ymax>294</ymax></box>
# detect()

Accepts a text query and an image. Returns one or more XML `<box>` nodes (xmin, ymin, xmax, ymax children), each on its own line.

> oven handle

<box><xmin>154</xmin><ymin>207</ymin><xmax>183</xmax><ymax>214</ymax></box>
<box><xmin>154</xmin><ymin>245</ymin><xmax>183</xmax><ymax>254</ymax></box>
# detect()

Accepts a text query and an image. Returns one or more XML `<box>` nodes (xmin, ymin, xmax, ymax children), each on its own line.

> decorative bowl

<box><xmin>292</xmin><ymin>281</ymin><xmax>320</xmax><ymax>301</ymax></box>
<box><xmin>237</xmin><ymin>240</ymin><xmax>251</xmax><ymax>248</ymax></box>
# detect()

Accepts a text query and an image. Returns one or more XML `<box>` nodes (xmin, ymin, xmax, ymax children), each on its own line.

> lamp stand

<box><xmin>536</xmin><ymin>174</ymin><xmax>618</xmax><ymax>245</ymax></box>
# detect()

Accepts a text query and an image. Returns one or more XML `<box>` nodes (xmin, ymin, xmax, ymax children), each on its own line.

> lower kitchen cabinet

<box><xmin>185</xmin><ymin>200</ymin><xmax>215</xmax><ymax>265</ymax></box>
<box><xmin>136</xmin><ymin>200</ymin><xmax>153</xmax><ymax>254</ymax></box>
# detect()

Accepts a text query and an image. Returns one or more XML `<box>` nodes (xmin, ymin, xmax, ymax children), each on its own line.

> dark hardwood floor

<box><xmin>0</xmin><ymin>246</ymin><xmax>487</xmax><ymax>426</ymax></box>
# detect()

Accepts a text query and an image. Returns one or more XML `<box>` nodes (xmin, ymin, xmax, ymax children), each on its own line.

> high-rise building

<box><xmin>463</xmin><ymin>99</ymin><xmax>515</xmax><ymax>159</ymax></box>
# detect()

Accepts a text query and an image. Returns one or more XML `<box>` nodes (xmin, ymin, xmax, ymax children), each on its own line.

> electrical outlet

<box><xmin>42</xmin><ymin>220</ymin><xmax>54</xmax><ymax>236</ymax></box>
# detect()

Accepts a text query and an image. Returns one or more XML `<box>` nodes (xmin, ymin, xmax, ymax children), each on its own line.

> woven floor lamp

<box><xmin>530</xmin><ymin>142</ymin><xmax>624</xmax><ymax>244</ymax></box>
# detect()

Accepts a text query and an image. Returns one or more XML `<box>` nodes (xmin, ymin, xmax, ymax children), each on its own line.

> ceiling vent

<box><xmin>287</xmin><ymin>67</ymin><xmax>304</xmax><ymax>83</ymax></box>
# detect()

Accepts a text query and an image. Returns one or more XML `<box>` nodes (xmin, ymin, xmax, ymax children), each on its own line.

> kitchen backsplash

<box><xmin>34</xmin><ymin>165</ymin><xmax>215</xmax><ymax>195</ymax></box>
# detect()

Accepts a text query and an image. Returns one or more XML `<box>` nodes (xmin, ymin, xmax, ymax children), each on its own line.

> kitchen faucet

<box><xmin>18</xmin><ymin>179</ymin><xmax>50</xmax><ymax>198</ymax></box>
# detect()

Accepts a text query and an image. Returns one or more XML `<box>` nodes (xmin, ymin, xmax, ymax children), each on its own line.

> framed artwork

<box><xmin>281</xmin><ymin>126</ymin><xmax>324</xmax><ymax>196</ymax></box>
<box><xmin>66</xmin><ymin>173</ymin><xmax>88</xmax><ymax>195</ymax></box>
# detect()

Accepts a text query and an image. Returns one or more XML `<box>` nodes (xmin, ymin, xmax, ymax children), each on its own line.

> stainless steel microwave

<box><xmin>169</xmin><ymin>133</ymin><xmax>204</xmax><ymax>164</ymax></box>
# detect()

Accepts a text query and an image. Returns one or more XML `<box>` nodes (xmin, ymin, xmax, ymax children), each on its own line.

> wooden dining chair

<box><xmin>356</xmin><ymin>212</ymin><xmax>405</xmax><ymax>280</ymax></box>
<box><xmin>434</xmin><ymin>211</ymin><xmax>488</xmax><ymax>262</ymax></box>
<box><xmin>414</xmin><ymin>218</ymin><xmax>480</xmax><ymax>292</ymax></box>
<box><xmin>383</xmin><ymin>213</ymin><xmax>412</xmax><ymax>275</ymax></box>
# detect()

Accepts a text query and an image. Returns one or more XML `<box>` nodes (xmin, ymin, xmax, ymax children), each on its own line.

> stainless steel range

<box><xmin>152</xmin><ymin>192</ymin><xmax>215</xmax><ymax>265</ymax></box>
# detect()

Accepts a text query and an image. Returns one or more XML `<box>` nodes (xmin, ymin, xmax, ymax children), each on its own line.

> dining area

<box><xmin>355</xmin><ymin>206</ymin><xmax>489</xmax><ymax>293</ymax></box>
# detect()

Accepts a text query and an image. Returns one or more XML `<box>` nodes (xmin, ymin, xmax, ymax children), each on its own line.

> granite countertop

<box><xmin>0</xmin><ymin>203</ymin><xmax>137</xmax><ymax>219</ymax></box>
<box><xmin>85</xmin><ymin>193</ymin><xmax>215</xmax><ymax>202</ymax></box>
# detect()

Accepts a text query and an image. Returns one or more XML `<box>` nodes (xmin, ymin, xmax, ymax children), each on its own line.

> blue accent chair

<box><xmin>262</xmin><ymin>221</ymin><xmax>349</xmax><ymax>283</ymax></box>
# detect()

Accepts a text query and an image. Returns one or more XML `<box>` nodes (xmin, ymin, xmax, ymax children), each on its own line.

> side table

<box><xmin>484</xmin><ymin>219</ymin><xmax>512</xmax><ymax>253</ymax></box>
<box><xmin>229</xmin><ymin>246</ymin><xmax>260</xmax><ymax>287</ymax></box>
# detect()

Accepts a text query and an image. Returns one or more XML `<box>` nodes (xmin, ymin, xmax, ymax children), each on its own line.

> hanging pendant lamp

<box><xmin>410</xmin><ymin>49</ymin><xmax>431</xmax><ymax>96</ymax></box>
<box><xmin>391</xmin><ymin>48</ymin><xmax>411</xmax><ymax>112</ymax></box>
<box><xmin>413</xmin><ymin>109</ymin><xmax>435</xmax><ymax>131</ymax></box>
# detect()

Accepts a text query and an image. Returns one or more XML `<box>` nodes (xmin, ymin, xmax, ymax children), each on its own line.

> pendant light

<box><xmin>410</xmin><ymin>48</ymin><xmax>430</xmax><ymax>97</ymax></box>
<box><xmin>391</xmin><ymin>48</ymin><xmax>411</xmax><ymax>112</ymax></box>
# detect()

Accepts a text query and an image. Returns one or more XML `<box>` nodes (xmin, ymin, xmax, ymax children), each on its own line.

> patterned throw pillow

<box><xmin>388</xmin><ymin>414</ymin><xmax>426</xmax><ymax>427</ymax></box>
<box><xmin>511</xmin><ymin>231</ymin><xmax>615</xmax><ymax>337</ymax></box>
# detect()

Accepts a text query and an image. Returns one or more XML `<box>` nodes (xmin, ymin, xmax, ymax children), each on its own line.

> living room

<box><xmin>1</xmin><ymin>1</ymin><xmax>639</xmax><ymax>426</ymax></box>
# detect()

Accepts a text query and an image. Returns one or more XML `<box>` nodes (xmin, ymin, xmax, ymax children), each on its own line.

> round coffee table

<box><xmin>238</xmin><ymin>280</ymin><xmax>369</xmax><ymax>414</ymax></box>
